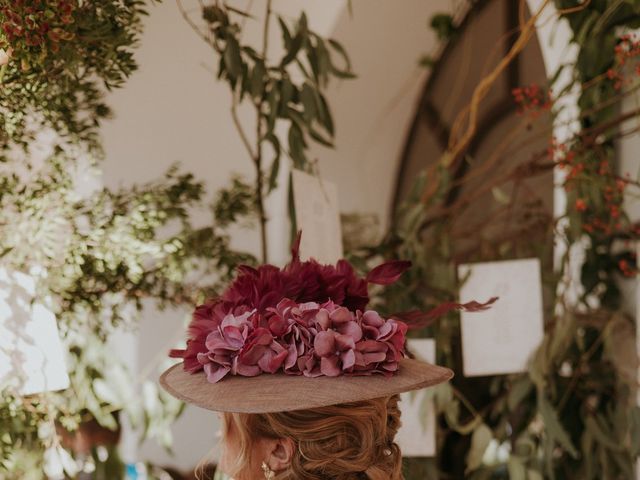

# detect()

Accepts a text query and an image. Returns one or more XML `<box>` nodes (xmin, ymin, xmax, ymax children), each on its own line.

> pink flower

<box><xmin>266</xmin><ymin>299</ymin><xmax>316</xmax><ymax>374</ymax></box>
<box><xmin>168</xmin><ymin>233</ymin><xmax>426</xmax><ymax>383</ymax></box>
<box><xmin>237</xmin><ymin>328</ymin><xmax>287</xmax><ymax>375</ymax></box>
<box><xmin>196</xmin><ymin>310</ymin><xmax>255</xmax><ymax>382</ymax></box>
<box><xmin>170</xmin><ymin>302</ymin><xmax>251</xmax><ymax>374</ymax></box>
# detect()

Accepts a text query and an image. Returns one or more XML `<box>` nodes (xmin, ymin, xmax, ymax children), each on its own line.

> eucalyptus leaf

<box><xmin>466</xmin><ymin>423</ymin><xmax>492</xmax><ymax>472</ymax></box>
<box><xmin>538</xmin><ymin>393</ymin><xmax>579</xmax><ymax>459</ymax></box>
<box><xmin>223</xmin><ymin>36</ymin><xmax>243</xmax><ymax>80</ymax></box>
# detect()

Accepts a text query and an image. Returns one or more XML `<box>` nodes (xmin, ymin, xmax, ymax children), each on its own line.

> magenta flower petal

<box><xmin>315</xmin><ymin>309</ymin><xmax>331</xmax><ymax>330</ymax></box>
<box><xmin>365</xmin><ymin>260</ymin><xmax>412</xmax><ymax>285</ymax></box>
<box><xmin>329</xmin><ymin>306</ymin><xmax>352</xmax><ymax>324</ymax></box>
<box><xmin>284</xmin><ymin>342</ymin><xmax>298</xmax><ymax>371</ymax></box>
<box><xmin>204</xmin><ymin>363</ymin><xmax>231</xmax><ymax>383</ymax></box>
<box><xmin>363</xmin><ymin>351</ymin><xmax>387</xmax><ymax>365</ymax></box>
<box><xmin>314</xmin><ymin>331</ymin><xmax>336</xmax><ymax>357</ymax></box>
<box><xmin>320</xmin><ymin>356</ymin><xmax>341</xmax><ymax>377</ymax></box>
<box><xmin>357</xmin><ymin>339</ymin><xmax>387</xmax><ymax>353</ymax></box>
<box><xmin>337</xmin><ymin>321</ymin><xmax>363</xmax><ymax>342</ymax></box>
<box><xmin>362</xmin><ymin>310</ymin><xmax>385</xmax><ymax>327</ymax></box>
<box><xmin>341</xmin><ymin>349</ymin><xmax>356</xmax><ymax>370</ymax></box>
<box><xmin>335</xmin><ymin>333</ymin><xmax>355</xmax><ymax>351</ymax></box>
<box><xmin>234</xmin><ymin>361</ymin><xmax>262</xmax><ymax>377</ymax></box>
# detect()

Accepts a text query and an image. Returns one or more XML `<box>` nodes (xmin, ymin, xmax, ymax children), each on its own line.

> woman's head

<box><xmin>217</xmin><ymin>394</ymin><xmax>403</xmax><ymax>480</ymax></box>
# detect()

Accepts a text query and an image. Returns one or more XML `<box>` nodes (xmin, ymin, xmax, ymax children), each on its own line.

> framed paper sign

<box><xmin>458</xmin><ymin>258</ymin><xmax>544</xmax><ymax>377</ymax></box>
<box><xmin>0</xmin><ymin>268</ymin><xmax>70</xmax><ymax>395</ymax></box>
<box><xmin>291</xmin><ymin>169</ymin><xmax>343</xmax><ymax>264</ymax></box>
<box><xmin>396</xmin><ymin>338</ymin><xmax>437</xmax><ymax>457</ymax></box>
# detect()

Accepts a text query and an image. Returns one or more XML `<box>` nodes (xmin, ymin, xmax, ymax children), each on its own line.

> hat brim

<box><xmin>159</xmin><ymin>359</ymin><xmax>453</xmax><ymax>413</ymax></box>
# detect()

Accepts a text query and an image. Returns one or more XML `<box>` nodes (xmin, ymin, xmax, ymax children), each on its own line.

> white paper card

<box><xmin>458</xmin><ymin>258</ymin><xmax>544</xmax><ymax>377</ymax></box>
<box><xmin>396</xmin><ymin>338</ymin><xmax>437</xmax><ymax>457</ymax></box>
<box><xmin>0</xmin><ymin>268</ymin><xmax>70</xmax><ymax>395</ymax></box>
<box><xmin>291</xmin><ymin>169</ymin><xmax>343</xmax><ymax>264</ymax></box>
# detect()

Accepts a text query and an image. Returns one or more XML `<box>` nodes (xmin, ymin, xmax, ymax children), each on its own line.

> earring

<box><xmin>261</xmin><ymin>461</ymin><xmax>275</xmax><ymax>479</ymax></box>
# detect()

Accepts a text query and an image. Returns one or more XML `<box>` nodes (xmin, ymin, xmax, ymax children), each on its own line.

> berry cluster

<box><xmin>549</xmin><ymin>136</ymin><xmax>631</xmax><ymax>246</ymax></box>
<box><xmin>606</xmin><ymin>33</ymin><xmax>640</xmax><ymax>90</ymax></box>
<box><xmin>512</xmin><ymin>83</ymin><xmax>553</xmax><ymax>118</ymax></box>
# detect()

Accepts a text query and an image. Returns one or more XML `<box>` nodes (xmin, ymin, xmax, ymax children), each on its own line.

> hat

<box><xmin>160</xmin><ymin>234</ymin><xmax>495</xmax><ymax>413</ymax></box>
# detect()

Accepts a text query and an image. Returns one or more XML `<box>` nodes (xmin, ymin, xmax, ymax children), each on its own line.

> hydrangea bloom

<box><xmin>170</xmin><ymin>233</ymin><xmax>496</xmax><ymax>383</ymax></box>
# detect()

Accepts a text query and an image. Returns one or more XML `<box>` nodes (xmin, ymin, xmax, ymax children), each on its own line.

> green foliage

<box><xmin>0</xmin><ymin>1</ymin><xmax>261</xmax><ymax>477</ymax></box>
<box><xmin>0</xmin><ymin>149</ymin><xmax>256</xmax><ymax>477</ymax></box>
<box><xmin>0</xmin><ymin>1</ymin><xmax>151</xmax><ymax>153</ymax></box>
<box><xmin>554</xmin><ymin>0</ymin><xmax>640</xmax><ymax>309</ymax></box>
<box><xmin>430</xmin><ymin>13</ymin><xmax>457</xmax><ymax>41</ymax></box>
<box><xmin>198</xmin><ymin>4</ymin><xmax>354</xmax><ymax>174</ymax></box>
<box><xmin>347</xmin><ymin>2</ymin><xmax>640</xmax><ymax>479</ymax></box>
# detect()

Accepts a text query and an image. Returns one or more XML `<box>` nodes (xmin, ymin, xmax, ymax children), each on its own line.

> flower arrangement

<box><xmin>171</xmin><ymin>234</ymin><xmax>496</xmax><ymax>384</ymax></box>
<box><xmin>171</xmin><ymin>235</ymin><xmax>412</xmax><ymax>382</ymax></box>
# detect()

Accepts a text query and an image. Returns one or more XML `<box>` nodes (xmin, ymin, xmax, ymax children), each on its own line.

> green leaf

<box><xmin>266</xmin><ymin>86</ymin><xmax>279</xmax><ymax>133</ymax></box>
<box><xmin>279</xmin><ymin>78</ymin><xmax>295</xmax><ymax>116</ymax></box>
<box><xmin>507</xmin><ymin>456</ymin><xmax>527</xmax><ymax>480</ymax></box>
<box><xmin>584</xmin><ymin>415</ymin><xmax>623</xmax><ymax>451</ymax></box>
<box><xmin>466</xmin><ymin>423</ymin><xmax>492</xmax><ymax>472</ymax></box>
<box><xmin>327</xmin><ymin>38</ymin><xmax>353</xmax><ymax>75</ymax></box>
<box><xmin>281</xmin><ymin>30</ymin><xmax>304</xmax><ymax>66</ymax></box>
<box><xmin>288</xmin><ymin>122</ymin><xmax>306</xmax><ymax>168</ymax></box>
<box><xmin>308</xmin><ymin>125</ymin><xmax>334</xmax><ymax>148</ymax></box>
<box><xmin>507</xmin><ymin>376</ymin><xmax>533</xmax><ymax>411</ymax></box>
<box><xmin>264</xmin><ymin>133</ymin><xmax>281</xmax><ymax>192</ymax></box>
<box><xmin>224</xmin><ymin>36</ymin><xmax>243</xmax><ymax>80</ymax></box>
<box><xmin>317</xmin><ymin>92</ymin><xmax>334</xmax><ymax>135</ymax></box>
<box><xmin>430</xmin><ymin>13</ymin><xmax>456</xmax><ymax>41</ymax></box>
<box><xmin>300</xmin><ymin>82</ymin><xmax>318</xmax><ymax>123</ymax></box>
<box><xmin>278</xmin><ymin>16</ymin><xmax>292</xmax><ymax>49</ymax></box>
<box><xmin>250</xmin><ymin>61</ymin><xmax>266</xmax><ymax>99</ymax></box>
<box><xmin>538</xmin><ymin>393</ymin><xmax>579</xmax><ymax>459</ymax></box>
<box><xmin>315</xmin><ymin>37</ymin><xmax>331</xmax><ymax>86</ymax></box>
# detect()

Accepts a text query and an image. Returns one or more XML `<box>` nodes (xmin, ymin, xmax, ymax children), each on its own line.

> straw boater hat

<box><xmin>160</xmin><ymin>235</ymin><xmax>495</xmax><ymax>413</ymax></box>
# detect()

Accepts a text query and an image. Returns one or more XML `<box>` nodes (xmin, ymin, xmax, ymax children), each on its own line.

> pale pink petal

<box><xmin>314</xmin><ymin>331</ymin><xmax>336</xmax><ymax>357</ymax></box>
<box><xmin>284</xmin><ymin>342</ymin><xmax>298</xmax><ymax>370</ymax></box>
<box><xmin>329</xmin><ymin>306</ymin><xmax>352</xmax><ymax>324</ymax></box>
<box><xmin>341</xmin><ymin>349</ymin><xmax>355</xmax><ymax>370</ymax></box>
<box><xmin>337</xmin><ymin>321</ymin><xmax>363</xmax><ymax>342</ymax></box>
<box><xmin>362</xmin><ymin>310</ymin><xmax>385</xmax><ymax>327</ymax></box>
<box><xmin>204</xmin><ymin>363</ymin><xmax>230</xmax><ymax>383</ymax></box>
<box><xmin>335</xmin><ymin>333</ymin><xmax>355</xmax><ymax>351</ymax></box>
<box><xmin>356</xmin><ymin>339</ymin><xmax>387</xmax><ymax>353</ymax></box>
<box><xmin>320</xmin><ymin>356</ymin><xmax>341</xmax><ymax>377</ymax></box>
<box><xmin>363</xmin><ymin>351</ymin><xmax>387</xmax><ymax>365</ymax></box>
<box><xmin>315</xmin><ymin>309</ymin><xmax>331</xmax><ymax>330</ymax></box>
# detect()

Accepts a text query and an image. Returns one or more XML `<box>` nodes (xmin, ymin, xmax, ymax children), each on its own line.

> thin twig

<box><xmin>231</xmin><ymin>93</ymin><xmax>257</xmax><ymax>160</ymax></box>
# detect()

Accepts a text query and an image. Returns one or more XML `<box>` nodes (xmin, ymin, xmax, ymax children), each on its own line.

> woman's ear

<box><xmin>264</xmin><ymin>437</ymin><xmax>294</xmax><ymax>472</ymax></box>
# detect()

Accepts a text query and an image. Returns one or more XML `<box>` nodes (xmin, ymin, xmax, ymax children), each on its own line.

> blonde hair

<box><xmin>221</xmin><ymin>394</ymin><xmax>403</xmax><ymax>480</ymax></box>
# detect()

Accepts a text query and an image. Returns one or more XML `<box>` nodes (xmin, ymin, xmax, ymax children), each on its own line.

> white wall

<box><xmin>100</xmin><ymin>0</ymin><xmax>355</xmax><ymax>471</ymax></box>
<box><xmin>310</xmin><ymin>0</ymin><xmax>455</xmax><ymax>229</ymax></box>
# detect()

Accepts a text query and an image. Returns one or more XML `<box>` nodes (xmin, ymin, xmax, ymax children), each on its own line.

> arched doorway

<box><xmin>393</xmin><ymin>0</ymin><xmax>554</xmax><ymax>263</ymax></box>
